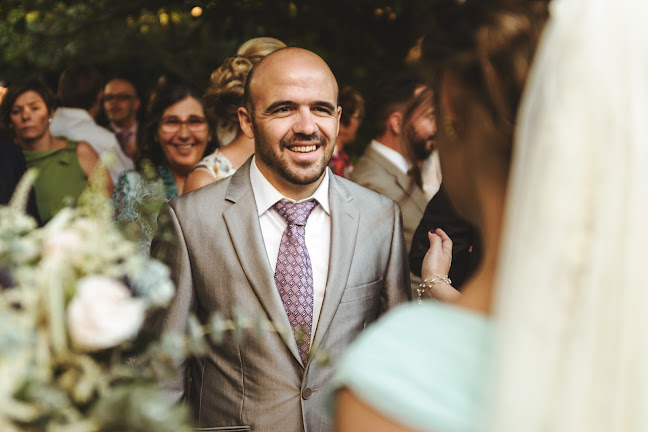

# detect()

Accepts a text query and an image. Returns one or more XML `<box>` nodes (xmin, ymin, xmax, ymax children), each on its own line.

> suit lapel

<box><xmin>367</xmin><ymin>147</ymin><xmax>428</xmax><ymax>212</ymax></box>
<box><xmin>312</xmin><ymin>176</ymin><xmax>360</xmax><ymax>349</ymax></box>
<box><xmin>222</xmin><ymin>161</ymin><xmax>302</xmax><ymax>363</ymax></box>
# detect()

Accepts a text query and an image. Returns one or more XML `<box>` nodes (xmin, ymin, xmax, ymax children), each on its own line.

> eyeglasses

<box><xmin>104</xmin><ymin>94</ymin><xmax>136</xmax><ymax>103</ymax></box>
<box><xmin>159</xmin><ymin>115</ymin><xmax>208</xmax><ymax>133</ymax></box>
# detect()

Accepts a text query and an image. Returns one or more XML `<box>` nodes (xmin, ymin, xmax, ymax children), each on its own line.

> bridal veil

<box><xmin>489</xmin><ymin>0</ymin><xmax>648</xmax><ymax>430</ymax></box>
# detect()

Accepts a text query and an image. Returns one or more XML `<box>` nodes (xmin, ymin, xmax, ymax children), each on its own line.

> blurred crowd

<box><xmin>0</xmin><ymin>36</ymin><xmax>477</xmax><ymax>286</ymax></box>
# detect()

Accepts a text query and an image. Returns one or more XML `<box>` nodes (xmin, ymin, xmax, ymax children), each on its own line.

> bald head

<box><xmin>244</xmin><ymin>47</ymin><xmax>338</xmax><ymax>113</ymax></box>
<box><xmin>237</xmin><ymin>46</ymin><xmax>341</xmax><ymax>200</ymax></box>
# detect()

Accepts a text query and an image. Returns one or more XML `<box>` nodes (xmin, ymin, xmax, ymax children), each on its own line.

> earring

<box><xmin>48</xmin><ymin>118</ymin><xmax>53</xmax><ymax>124</ymax></box>
<box><xmin>442</xmin><ymin>115</ymin><xmax>457</xmax><ymax>140</ymax></box>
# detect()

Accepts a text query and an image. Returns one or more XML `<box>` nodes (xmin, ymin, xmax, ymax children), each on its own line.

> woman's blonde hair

<box><xmin>204</xmin><ymin>37</ymin><xmax>286</xmax><ymax>132</ymax></box>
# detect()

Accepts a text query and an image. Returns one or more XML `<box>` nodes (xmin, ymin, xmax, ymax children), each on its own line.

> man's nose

<box><xmin>293</xmin><ymin>108</ymin><xmax>318</xmax><ymax>136</ymax></box>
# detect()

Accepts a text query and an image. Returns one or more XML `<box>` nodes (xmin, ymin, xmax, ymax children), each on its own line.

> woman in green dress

<box><xmin>0</xmin><ymin>80</ymin><xmax>112</xmax><ymax>223</ymax></box>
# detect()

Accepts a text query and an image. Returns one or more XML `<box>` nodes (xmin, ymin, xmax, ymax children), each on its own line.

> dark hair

<box><xmin>57</xmin><ymin>64</ymin><xmax>104</xmax><ymax>110</ymax></box>
<box><xmin>420</xmin><ymin>0</ymin><xmax>548</xmax><ymax>137</ymax></box>
<box><xmin>339</xmin><ymin>86</ymin><xmax>365</xmax><ymax>127</ymax></box>
<box><xmin>138</xmin><ymin>79</ymin><xmax>216</xmax><ymax>168</ymax></box>
<box><xmin>365</xmin><ymin>70</ymin><xmax>424</xmax><ymax>138</ymax></box>
<box><xmin>0</xmin><ymin>79</ymin><xmax>57</xmax><ymax>128</ymax></box>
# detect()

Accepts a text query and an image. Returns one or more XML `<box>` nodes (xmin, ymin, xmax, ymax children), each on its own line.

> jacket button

<box><xmin>301</xmin><ymin>388</ymin><xmax>313</xmax><ymax>400</ymax></box>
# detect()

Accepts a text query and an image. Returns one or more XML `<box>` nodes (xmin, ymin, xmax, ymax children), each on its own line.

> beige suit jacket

<box><xmin>151</xmin><ymin>159</ymin><xmax>410</xmax><ymax>432</ymax></box>
<box><xmin>349</xmin><ymin>145</ymin><xmax>428</xmax><ymax>295</ymax></box>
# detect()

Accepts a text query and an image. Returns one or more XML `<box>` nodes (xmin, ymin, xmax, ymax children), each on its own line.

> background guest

<box><xmin>182</xmin><ymin>36</ymin><xmax>286</xmax><ymax>194</ymax></box>
<box><xmin>349</xmin><ymin>72</ymin><xmax>432</xmax><ymax>295</ymax></box>
<box><xmin>50</xmin><ymin>64</ymin><xmax>134</xmax><ymax>184</ymax></box>
<box><xmin>328</xmin><ymin>85</ymin><xmax>364</xmax><ymax>178</ymax></box>
<box><xmin>112</xmin><ymin>80</ymin><xmax>215</xmax><ymax>254</ymax></box>
<box><xmin>0</xmin><ymin>80</ymin><xmax>111</xmax><ymax>224</ymax></box>
<box><xmin>103</xmin><ymin>76</ymin><xmax>141</xmax><ymax>159</ymax></box>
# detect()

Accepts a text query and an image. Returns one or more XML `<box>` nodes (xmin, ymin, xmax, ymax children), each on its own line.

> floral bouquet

<box><xmin>0</xmin><ymin>171</ymin><xmax>193</xmax><ymax>432</ymax></box>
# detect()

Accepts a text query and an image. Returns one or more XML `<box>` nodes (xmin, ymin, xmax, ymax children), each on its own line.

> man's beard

<box><xmin>409</xmin><ymin>131</ymin><xmax>435</xmax><ymax>161</ymax></box>
<box><xmin>253</xmin><ymin>119</ymin><xmax>331</xmax><ymax>186</ymax></box>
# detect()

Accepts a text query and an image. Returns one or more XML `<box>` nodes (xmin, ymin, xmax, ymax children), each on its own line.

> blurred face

<box><xmin>10</xmin><ymin>90</ymin><xmax>52</xmax><ymax>144</ymax></box>
<box><xmin>158</xmin><ymin>96</ymin><xmax>210</xmax><ymax>174</ymax></box>
<box><xmin>103</xmin><ymin>79</ymin><xmax>140</xmax><ymax>127</ymax></box>
<box><xmin>240</xmin><ymin>49</ymin><xmax>341</xmax><ymax>198</ymax></box>
<box><xmin>338</xmin><ymin>112</ymin><xmax>362</xmax><ymax>148</ymax></box>
<box><xmin>407</xmin><ymin>100</ymin><xmax>437</xmax><ymax>161</ymax></box>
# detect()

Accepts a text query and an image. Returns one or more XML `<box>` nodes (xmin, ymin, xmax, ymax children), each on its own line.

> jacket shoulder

<box><xmin>332</xmin><ymin>174</ymin><xmax>398</xmax><ymax>210</ymax></box>
<box><xmin>168</xmin><ymin>175</ymin><xmax>233</xmax><ymax>217</ymax></box>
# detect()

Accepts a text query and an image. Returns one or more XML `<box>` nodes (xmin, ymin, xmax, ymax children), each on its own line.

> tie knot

<box><xmin>116</xmin><ymin>130</ymin><xmax>133</xmax><ymax>152</ymax></box>
<box><xmin>274</xmin><ymin>200</ymin><xmax>318</xmax><ymax>226</ymax></box>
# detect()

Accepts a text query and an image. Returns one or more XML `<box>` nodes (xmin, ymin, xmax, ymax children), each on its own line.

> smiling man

<box><xmin>151</xmin><ymin>47</ymin><xmax>410</xmax><ymax>432</ymax></box>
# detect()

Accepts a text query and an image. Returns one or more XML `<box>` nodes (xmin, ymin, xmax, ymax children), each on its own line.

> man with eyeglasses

<box><xmin>50</xmin><ymin>65</ymin><xmax>133</xmax><ymax>184</ymax></box>
<box><xmin>103</xmin><ymin>77</ymin><xmax>141</xmax><ymax>159</ymax></box>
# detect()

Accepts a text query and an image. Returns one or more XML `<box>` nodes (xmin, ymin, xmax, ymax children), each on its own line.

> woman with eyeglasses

<box><xmin>112</xmin><ymin>80</ymin><xmax>215</xmax><ymax>255</ymax></box>
<box><xmin>182</xmin><ymin>37</ymin><xmax>286</xmax><ymax>194</ymax></box>
<box><xmin>0</xmin><ymin>79</ymin><xmax>112</xmax><ymax>225</ymax></box>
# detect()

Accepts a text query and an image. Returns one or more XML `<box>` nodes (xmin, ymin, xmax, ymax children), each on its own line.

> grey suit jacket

<box><xmin>151</xmin><ymin>159</ymin><xmax>410</xmax><ymax>432</ymax></box>
<box><xmin>349</xmin><ymin>145</ymin><xmax>428</xmax><ymax>295</ymax></box>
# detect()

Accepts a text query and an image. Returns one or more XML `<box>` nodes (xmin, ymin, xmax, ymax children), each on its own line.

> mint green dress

<box><xmin>23</xmin><ymin>140</ymin><xmax>87</xmax><ymax>224</ymax></box>
<box><xmin>330</xmin><ymin>302</ymin><xmax>492</xmax><ymax>432</ymax></box>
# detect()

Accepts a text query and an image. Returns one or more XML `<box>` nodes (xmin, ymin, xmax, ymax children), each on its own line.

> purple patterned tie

<box><xmin>273</xmin><ymin>199</ymin><xmax>318</xmax><ymax>363</ymax></box>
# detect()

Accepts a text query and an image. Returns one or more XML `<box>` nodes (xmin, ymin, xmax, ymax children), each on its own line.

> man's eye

<box><xmin>275</xmin><ymin>107</ymin><xmax>292</xmax><ymax>113</ymax></box>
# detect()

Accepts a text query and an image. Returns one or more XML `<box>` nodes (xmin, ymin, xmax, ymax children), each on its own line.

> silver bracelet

<box><xmin>417</xmin><ymin>274</ymin><xmax>452</xmax><ymax>304</ymax></box>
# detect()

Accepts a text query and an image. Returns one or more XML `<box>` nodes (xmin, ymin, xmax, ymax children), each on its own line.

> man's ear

<box><xmin>238</xmin><ymin>107</ymin><xmax>255</xmax><ymax>139</ymax></box>
<box><xmin>387</xmin><ymin>111</ymin><xmax>403</xmax><ymax>136</ymax></box>
<box><xmin>336</xmin><ymin>105</ymin><xmax>342</xmax><ymax>137</ymax></box>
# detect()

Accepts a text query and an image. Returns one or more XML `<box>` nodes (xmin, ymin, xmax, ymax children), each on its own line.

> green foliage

<box><xmin>0</xmin><ymin>0</ymin><xmax>429</xmax><ymax>99</ymax></box>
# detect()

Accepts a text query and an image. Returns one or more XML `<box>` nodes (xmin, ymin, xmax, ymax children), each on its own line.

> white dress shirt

<box><xmin>421</xmin><ymin>149</ymin><xmax>442</xmax><ymax>200</ymax></box>
<box><xmin>249</xmin><ymin>156</ymin><xmax>331</xmax><ymax>343</ymax></box>
<box><xmin>50</xmin><ymin>107</ymin><xmax>134</xmax><ymax>184</ymax></box>
<box><xmin>370</xmin><ymin>139</ymin><xmax>411</xmax><ymax>174</ymax></box>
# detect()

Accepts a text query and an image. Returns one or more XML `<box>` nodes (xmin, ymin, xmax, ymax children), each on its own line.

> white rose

<box><xmin>67</xmin><ymin>275</ymin><xmax>145</xmax><ymax>352</ymax></box>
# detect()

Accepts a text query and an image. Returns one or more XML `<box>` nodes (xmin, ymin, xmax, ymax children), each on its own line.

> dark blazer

<box><xmin>409</xmin><ymin>184</ymin><xmax>482</xmax><ymax>289</ymax></box>
<box><xmin>151</xmin><ymin>159</ymin><xmax>410</xmax><ymax>432</ymax></box>
<box><xmin>0</xmin><ymin>139</ymin><xmax>40</xmax><ymax>223</ymax></box>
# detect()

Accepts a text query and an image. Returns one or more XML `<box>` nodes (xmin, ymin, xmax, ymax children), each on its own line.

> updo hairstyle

<box><xmin>421</xmin><ymin>0</ymin><xmax>548</xmax><ymax>140</ymax></box>
<box><xmin>204</xmin><ymin>37</ymin><xmax>286</xmax><ymax>134</ymax></box>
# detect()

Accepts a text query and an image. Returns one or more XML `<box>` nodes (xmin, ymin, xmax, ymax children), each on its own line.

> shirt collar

<box><xmin>249</xmin><ymin>155</ymin><xmax>331</xmax><ymax>216</ymax></box>
<box><xmin>370</xmin><ymin>139</ymin><xmax>411</xmax><ymax>174</ymax></box>
<box><xmin>110</xmin><ymin>121</ymin><xmax>138</xmax><ymax>134</ymax></box>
